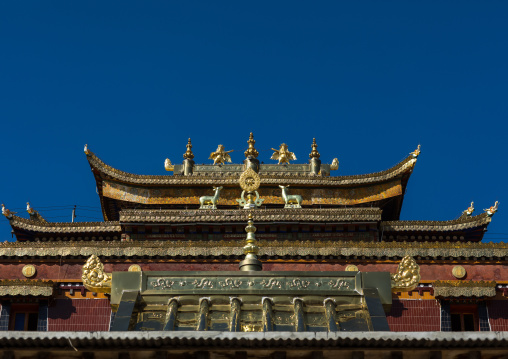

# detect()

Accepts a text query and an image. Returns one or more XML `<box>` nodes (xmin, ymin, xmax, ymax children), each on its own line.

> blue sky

<box><xmin>1</xmin><ymin>2</ymin><xmax>506</xmax><ymax>241</ymax></box>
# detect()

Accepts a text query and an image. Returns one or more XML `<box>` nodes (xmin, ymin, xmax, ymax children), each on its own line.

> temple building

<box><xmin>0</xmin><ymin>134</ymin><xmax>507</xmax><ymax>358</ymax></box>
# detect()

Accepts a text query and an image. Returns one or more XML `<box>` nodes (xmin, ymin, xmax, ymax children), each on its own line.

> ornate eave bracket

<box><xmin>82</xmin><ymin>254</ymin><xmax>112</xmax><ymax>294</ymax></box>
<box><xmin>433</xmin><ymin>280</ymin><xmax>496</xmax><ymax>298</ymax></box>
<box><xmin>0</xmin><ymin>279</ymin><xmax>54</xmax><ymax>296</ymax></box>
<box><xmin>390</xmin><ymin>256</ymin><xmax>421</xmax><ymax>292</ymax></box>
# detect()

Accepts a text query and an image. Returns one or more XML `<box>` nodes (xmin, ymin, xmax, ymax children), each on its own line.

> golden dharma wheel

<box><xmin>452</xmin><ymin>265</ymin><xmax>466</xmax><ymax>279</ymax></box>
<box><xmin>239</xmin><ymin>167</ymin><xmax>260</xmax><ymax>192</ymax></box>
<box><xmin>22</xmin><ymin>264</ymin><xmax>36</xmax><ymax>278</ymax></box>
<box><xmin>128</xmin><ymin>264</ymin><xmax>142</xmax><ymax>272</ymax></box>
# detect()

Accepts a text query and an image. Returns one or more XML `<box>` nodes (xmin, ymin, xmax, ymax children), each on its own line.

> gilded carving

<box><xmin>209</xmin><ymin>145</ymin><xmax>233</xmax><ymax>165</ymax></box>
<box><xmin>345</xmin><ymin>265</ymin><xmax>359</xmax><ymax>272</ymax></box>
<box><xmin>81</xmin><ymin>254</ymin><xmax>112</xmax><ymax>293</ymax></box>
<box><xmin>288</xmin><ymin>279</ymin><xmax>311</xmax><ymax>289</ymax></box>
<box><xmin>271</xmin><ymin>143</ymin><xmax>296</xmax><ymax>165</ymax></box>
<box><xmin>279</xmin><ymin>185</ymin><xmax>302</xmax><ymax>208</ymax></box>
<box><xmin>0</xmin><ymin>279</ymin><xmax>53</xmax><ymax>296</ymax></box>
<box><xmin>22</xmin><ymin>265</ymin><xmax>36</xmax><ymax>278</ymax></box>
<box><xmin>329</xmin><ymin>279</ymin><xmax>351</xmax><ymax>290</ymax></box>
<box><xmin>260</xmin><ymin>278</ymin><xmax>283</xmax><ymax>289</ymax></box>
<box><xmin>433</xmin><ymin>280</ymin><xmax>496</xmax><ymax>298</ymax></box>
<box><xmin>128</xmin><ymin>264</ymin><xmax>142</xmax><ymax>272</ymax></box>
<box><xmin>218</xmin><ymin>278</ymin><xmax>243</xmax><ymax>289</ymax></box>
<box><xmin>391</xmin><ymin>256</ymin><xmax>420</xmax><ymax>292</ymax></box>
<box><xmin>192</xmin><ymin>279</ymin><xmax>214</xmax><ymax>289</ymax></box>
<box><xmin>199</xmin><ymin>186</ymin><xmax>223</xmax><ymax>209</ymax></box>
<box><xmin>244</xmin><ymin>133</ymin><xmax>259</xmax><ymax>158</ymax></box>
<box><xmin>239</xmin><ymin>168</ymin><xmax>260</xmax><ymax>192</ymax></box>
<box><xmin>452</xmin><ymin>265</ymin><xmax>466</xmax><ymax>279</ymax></box>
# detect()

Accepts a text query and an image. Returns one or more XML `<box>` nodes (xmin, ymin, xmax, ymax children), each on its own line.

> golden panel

<box><xmin>102</xmin><ymin>179</ymin><xmax>402</xmax><ymax>206</ymax></box>
<box><xmin>452</xmin><ymin>265</ymin><xmax>466</xmax><ymax>279</ymax></box>
<box><xmin>22</xmin><ymin>264</ymin><xmax>36</xmax><ymax>278</ymax></box>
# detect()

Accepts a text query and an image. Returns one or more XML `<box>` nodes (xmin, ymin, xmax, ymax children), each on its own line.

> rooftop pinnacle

<box><xmin>309</xmin><ymin>138</ymin><xmax>320</xmax><ymax>159</ymax></box>
<box><xmin>244</xmin><ymin>132</ymin><xmax>259</xmax><ymax>159</ymax></box>
<box><xmin>183</xmin><ymin>138</ymin><xmax>194</xmax><ymax>160</ymax></box>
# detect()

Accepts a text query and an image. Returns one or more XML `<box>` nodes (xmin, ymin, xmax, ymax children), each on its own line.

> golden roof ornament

<box><xmin>244</xmin><ymin>132</ymin><xmax>259</xmax><ymax>159</ymax></box>
<box><xmin>410</xmin><ymin>144</ymin><xmax>421</xmax><ymax>158</ymax></box>
<box><xmin>390</xmin><ymin>256</ymin><xmax>420</xmax><ymax>292</ymax></box>
<box><xmin>462</xmin><ymin>202</ymin><xmax>474</xmax><ymax>217</ymax></box>
<box><xmin>239</xmin><ymin>213</ymin><xmax>262</xmax><ymax>271</ymax></box>
<box><xmin>271</xmin><ymin>143</ymin><xmax>296</xmax><ymax>165</ymax></box>
<box><xmin>82</xmin><ymin>254</ymin><xmax>112</xmax><ymax>293</ymax></box>
<box><xmin>239</xmin><ymin>167</ymin><xmax>260</xmax><ymax>193</ymax></box>
<box><xmin>209</xmin><ymin>144</ymin><xmax>233</xmax><ymax>165</ymax></box>
<box><xmin>330</xmin><ymin>158</ymin><xmax>339</xmax><ymax>171</ymax></box>
<box><xmin>484</xmin><ymin>201</ymin><xmax>499</xmax><ymax>217</ymax></box>
<box><xmin>309</xmin><ymin>138</ymin><xmax>320</xmax><ymax>159</ymax></box>
<box><xmin>1</xmin><ymin>204</ymin><xmax>16</xmax><ymax>219</ymax></box>
<box><xmin>164</xmin><ymin>158</ymin><xmax>174</xmax><ymax>171</ymax></box>
<box><xmin>183</xmin><ymin>138</ymin><xmax>194</xmax><ymax>160</ymax></box>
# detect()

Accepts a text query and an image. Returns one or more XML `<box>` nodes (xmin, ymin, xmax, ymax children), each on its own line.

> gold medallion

<box><xmin>239</xmin><ymin>167</ymin><xmax>260</xmax><ymax>192</ymax></box>
<box><xmin>22</xmin><ymin>264</ymin><xmax>36</xmax><ymax>278</ymax></box>
<box><xmin>452</xmin><ymin>265</ymin><xmax>466</xmax><ymax>279</ymax></box>
<box><xmin>345</xmin><ymin>265</ymin><xmax>359</xmax><ymax>272</ymax></box>
<box><xmin>128</xmin><ymin>264</ymin><xmax>142</xmax><ymax>272</ymax></box>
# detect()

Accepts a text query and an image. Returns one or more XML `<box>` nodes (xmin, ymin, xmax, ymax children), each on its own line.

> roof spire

<box><xmin>239</xmin><ymin>213</ymin><xmax>262</xmax><ymax>271</ymax></box>
<box><xmin>183</xmin><ymin>138</ymin><xmax>194</xmax><ymax>160</ymax></box>
<box><xmin>244</xmin><ymin>132</ymin><xmax>259</xmax><ymax>159</ymax></box>
<box><xmin>309</xmin><ymin>138</ymin><xmax>320</xmax><ymax>159</ymax></box>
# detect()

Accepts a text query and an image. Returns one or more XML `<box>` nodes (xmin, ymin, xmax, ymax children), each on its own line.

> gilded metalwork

<box><xmin>199</xmin><ymin>186</ymin><xmax>223</xmax><ymax>209</ymax></box>
<box><xmin>309</xmin><ymin>138</ymin><xmax>320</xmax><ymax>159</ymax></box>
<box><xmin>239</xmin><ymin>214</ymin><xmax>262</xmax><ymax>271</ymax></box>
<box><xmin>279</xmin><ymin>185</ymin><xmax>302</xmax><ymax>208</ymax></box>
<box><xmin>128</xmin><ymin>264</ymin><xmax>142</xmax><ymax>272</ymax></box>
<box><xmin>293</xmin><ymin>299</ymin><xmax>305</xmax><ymax>332</ymax></box>
<box><xmin>452</xmin><ymin>265</ymin><xmax>466</xmax><ymax>279</ymax></box>
<box><xmin>164</xmin><ymin>298</ymin><xmax>179</xmax><ymax>331</ymax></box>
<box><xmin>229</xmin><ymin>298</ymin><xmax>241</xmax><ymax>332</ymax></box>
<box><xmin>0</xmin><ymin>279</ymin><xmax>54</xmax><ymax>296</ymax></box>
<box><xmin>183</xmin><ymin>138</ymin><xmax>194</xmax><ymax>160</ymax></box>
<box><xmin>82</xmin><ymin>254</ymin><xmax>112</xmax><ymax>293</ymax></box>
<box><xmin>196</xmin><ymin>298</ymin><xmax>210</xmax><ymax>331</ymax></box>
<box><xmin>22</xmin><ymin>264</ymin><xmax>36</xmax><ymax>278</ymax></box>
<box><xmin>390</xmin><ymin>256</ymin><xmax>420</xmax><ymax>292</ymax></box>
<box><xmin>209</xmin><ymin>144</ymin><xmax>233</xmax><ymax>165</ymax></box>
<box><xmin>244</xmin><ymin>132</ymin><xmax>259</xmax><ymax>158</ymax></box>
<box><xmin>262</xmin><ymin>298</ymin><xmax>274</xmax><ymax>332</ymax></box>
<box><xmin>410</xmin><ymin>144</ymin><xmax>421</xmax><ymax>158</ymax></box>
<box><xmin>433</xmin><ymin>280</ymin><xmax>496</xmax><ymax>298</ymax></box>
<box><xmin>345</xmin><ymin>265</ymin><xmax>359</xmax><ymax>272</ymax></box>
<box><xmin>324</xmin><ymin>299</ymin><xmax>338</xmax><ymax>332</ymax></box>
<box><xmin>462</xmin><ymin>202</ymin><xmax>474</xmax><ymax>217</ymax></box>
<box><xmin>2</xmin><ymin>204</ymin><xmax>16</xmax><ymax>219</ymax></box>
<box><xmin>484</xmin><ymin>201</ymin><xmax>499</xmax><ymax>216</ymax></box>
<box><xmin>271</xmin><ymin>143</ymin><xmax>296</xmax><ymax>165</ymax></box>
<box><xmin>164</xmin><ymin>158</ymin><xmax>174</xmax><ymax>171</ymax></box>
<box><xmin>330</xmin><ymin>158</ymin><xmax>339</xmax><ymax>171</ymax></box>
<box><xmin>239</xmin><ymin>167</ymin><xmax>260</xmax><ymax>192</ymax></box>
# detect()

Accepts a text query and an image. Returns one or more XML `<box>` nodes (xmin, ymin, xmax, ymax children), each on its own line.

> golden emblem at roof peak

<box><xmin>239</xmin><ymin>167</ymin><xmax>260</xmax><ymax>192</ymax></box>
<box><xmin>183</xmin><ymin>138</ymin><xmax>194</xmax><ymax>160</ymax></box>
<box><xmin>82</xmin><ymin>254</ymin><xmax>112</xmax><ymax>293</ymax></box>
<box><xmin>209</xmin><ymin>144</ymin><xmax>233</xmax><ymax>165</ymax></box>
<box><xmin>309</xmin><ymin>138</ymin><xmax>320</xmax><ymax>159</ymax></box>
<box><xmin>271</xmin><ymin>143</ymin><xmax>296</xmax><ymax>165</ymax></box>
<box><xmin>244</xmin><ymin>132</ymin><xmax>259</xmax><ymax>159</ymax></box>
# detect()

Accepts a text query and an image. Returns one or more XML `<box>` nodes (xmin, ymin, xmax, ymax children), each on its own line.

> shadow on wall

<box><xmin>48</xmin><ymin>298</ymin><xmax>77</xmax><ymax>320</ymax></box>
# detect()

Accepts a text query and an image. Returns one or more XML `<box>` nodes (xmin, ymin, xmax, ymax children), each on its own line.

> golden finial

<box><xmin>239</xmin><ymin>213</ymin><xmax>262</xmax><ymax>271</ymax></box>
<box><xmin>410</xmin><ymin>144</ymin><xmax>421</xmax><ymax>158</ymax></box>
<box><xmin>209</xmin><ymin>144</ymin><xmax>233</xmax><ymax>165</ymax></box>
<box><xmin>309</xmin><ymin>138</ymin><xmax>320</xmax><ymax>159</ymax></box>
<box><xmin>244</xmin><ymin>132</ymin><xmax>259</xmax><ymax>158</ymax></box>
<box><xmin>183</xmin><ymin>138</ymin><xmax>194</xmax><ymax>160</ymax></box>
<box><xmin>164</xmin><ymin>158</ymin><xmax>174</xmax><ymax>171</ymax></box>
<box><xmin>271</xmin><ymin>143</ymin><xmax>296</xmax><ymax>165</ymax></box>
<box><xmin>484</xmin><ymin>201</ymin><xmax>499</xmax><ymax>217</ymax></box>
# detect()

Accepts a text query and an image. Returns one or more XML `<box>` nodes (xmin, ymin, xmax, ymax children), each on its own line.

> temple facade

<box><xmin>0</xmin><ymin>134</ymin><xmax>507</xmax><ymax>358</ymax></box>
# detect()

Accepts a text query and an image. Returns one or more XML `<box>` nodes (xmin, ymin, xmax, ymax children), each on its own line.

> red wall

<box><xmin>386</xmin><ymin>299</ymin><xmax>441</xmax><ymax>331</ymax></box>
<box><xmin>487</xmin><ymin>301</ymin><xmax>508</xmax><ymax>331</ymax></box>
<box><xmin>48</xmin><ymin>298</ymin><xmax>111</xmax><ymax>331</ymax></box>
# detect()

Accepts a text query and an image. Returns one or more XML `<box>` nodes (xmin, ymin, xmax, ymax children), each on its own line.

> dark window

<box><xmin>450</xmin><ymin>305</ymin><xmax>478</xmax><ymax>332</ymax></box>
<box><xmin>9</xmin><ymin>304</ymin><xmax>39</xmax><ymax>331</ymax></box>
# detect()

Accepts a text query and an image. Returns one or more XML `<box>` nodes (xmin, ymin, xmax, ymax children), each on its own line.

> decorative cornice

<box><xmin>7</xmin><ymin>215</ymin><xmax>121</xmax><ymax>233</ymax></box>
<box><xmin>381</xmin><ymin>213</ymin><xmax>491</xmax><ymax>233</ymax></box>
<box><xmin>0</xmin><ymin>240</ymin><xmax>508</xmax><ymax>259</ymax></box>
<box><xmin>86</xmin><ymin>150</ymin><xmax>416</xmax><ymax>186</ymax></box>
<box><xmin>433</xmin><ymin>280</ymin><xmax>497</xmax><ymax>298</ymax></box>
<box><xmin>0</xmin><ymin>279</ymin><xmax>54</xmax><ymax>296</ymax></box>
<box><xmin>120</xmin><ymin>208</ymin><xmax>382</xmax><ymax>223</ymax></box>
